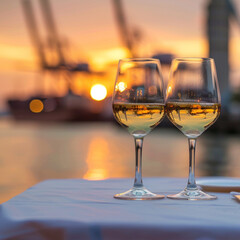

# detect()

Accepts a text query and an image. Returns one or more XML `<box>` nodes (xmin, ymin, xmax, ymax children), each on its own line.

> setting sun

<box><xmin>90</xmin><ymin>84</ymin><xmax>107</xmax><ymax>101</ymax></box>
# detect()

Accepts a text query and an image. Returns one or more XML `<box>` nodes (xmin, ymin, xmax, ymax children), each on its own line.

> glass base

<box><xmin>167</xmin><ymin>188</ymin><xmax>217</xmax><ymax>200</ymax></box>
<box><xmin>114</xmin><ymin>186</ymin><xmax>165</xmax><ymax>200</ymax></box>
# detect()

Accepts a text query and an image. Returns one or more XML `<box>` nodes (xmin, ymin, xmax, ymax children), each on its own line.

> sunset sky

<box><xmin>1</xmin><ymin>0</ymin><xmax>240</xmax><ymax>72</ymax></box>
<box><xmin>0</xmin><ymin>0</ymin><xmax>240</xmax><ymax>110</ymax></box>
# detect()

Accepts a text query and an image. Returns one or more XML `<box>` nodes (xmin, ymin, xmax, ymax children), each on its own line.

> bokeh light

<box><xmin>29</xmin><ymin>99</ymin><xmax>44</xmax><ymax>113</ymax></box>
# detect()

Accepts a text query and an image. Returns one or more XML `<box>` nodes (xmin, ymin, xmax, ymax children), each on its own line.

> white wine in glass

<box><xmin>166</xmin><ymin>102</ymin><xmax>220</xmax><ymax>138</ymax></box>
<box><xmin>113</xmin><ymin>103</ymin><xmax>165</xmax><ymax>138</ymax></box>
<box><xmin>112</xmin><ymin>58</ymin><xmax>165</xmax><ymax>200</ymax></box>
<box><xmin>166</xmin><ymin>58</ymin><xmax>221</xmax><ymax>200</ymax></box>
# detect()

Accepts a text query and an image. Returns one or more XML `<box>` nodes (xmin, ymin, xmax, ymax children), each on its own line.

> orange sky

<box><xmin>0</xmin><ymin>0</ymin><xmax>240</xmax><ymax>71</ymax></box>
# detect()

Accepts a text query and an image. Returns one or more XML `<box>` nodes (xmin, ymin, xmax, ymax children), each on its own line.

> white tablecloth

<box><xmin>0</xmin><ymin>178</ymin><xmax>240</xmax><ymax>240</ymax></box>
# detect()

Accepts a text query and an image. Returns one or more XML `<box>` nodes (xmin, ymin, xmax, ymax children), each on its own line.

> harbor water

<box><xmin>0</xmin><ymin>119</ymin><xmax>239</xmax><ymax>203</ymax></box>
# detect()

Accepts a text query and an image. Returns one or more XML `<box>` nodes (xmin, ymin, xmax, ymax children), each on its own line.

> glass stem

<box><xmin>187</xmin><ymin>138</ymin><xmax>197</xmax><ymax>190</ymax></box>
<box><xmin>133</xmin><ymin>137</ymin><xmax>143</xmax><ymax>188</ymax></box>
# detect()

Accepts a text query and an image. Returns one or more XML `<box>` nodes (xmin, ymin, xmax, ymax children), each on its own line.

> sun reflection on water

<box><xmin>83</xmin><ymin>137</ymin><xmax>110</xmax><ymax>180</ymax></box>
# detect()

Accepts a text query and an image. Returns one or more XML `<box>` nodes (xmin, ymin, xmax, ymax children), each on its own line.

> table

<box><xmin>0</xmin><ymin>178</ymin><xmax>240</xmax><ymax>240</ymax></box>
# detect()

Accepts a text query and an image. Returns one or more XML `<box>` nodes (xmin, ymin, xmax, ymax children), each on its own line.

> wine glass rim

<box><xmin>119</xmin><ymin>58</ymin><xmax>160</xmax><ymax>63</ymax></box>
<box><xmin>174</xmin><ymin>57</ymin><xmax>214</xmax><ymax>62</ymax></box>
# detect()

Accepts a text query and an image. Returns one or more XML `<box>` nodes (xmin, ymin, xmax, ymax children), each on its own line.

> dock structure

<box><xmin>207</xmin><ymin>0</ymin><xmax>238</xmax><ymax>115</ymax></box>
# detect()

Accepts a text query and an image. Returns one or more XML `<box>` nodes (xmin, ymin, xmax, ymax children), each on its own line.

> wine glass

<box><xmin>112</xmin><ymin>58</ymin><xmax>165</xmax><ymax>200</ymax></box>
<box><xmin>166</xmin><ymin>58</ymin><xmax>221</xmax><ymax>200</ymax></box>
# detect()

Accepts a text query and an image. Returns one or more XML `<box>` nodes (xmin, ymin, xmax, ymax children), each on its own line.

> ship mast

<box><xmin>21</xmin><ymin>0</ymin><xmax>47</xmax><ymax>69</ymax></box>
<box><xmin>112</xmin><ymin>0</ymin><xmax>136</xmax><ymax>57</ymax></box>
<box><xmin>38</xmin><ymin>0</ymin><xmax>65</xmax><ymax>67</ymax></box>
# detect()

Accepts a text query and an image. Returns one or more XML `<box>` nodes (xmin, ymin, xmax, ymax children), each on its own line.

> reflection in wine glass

<box><xmin>166</xmin><ymin>58</ymin><xmax>221</xmax><ymax>200</ymax></box>
<box><xmin>112</xmin><ymin>58</ymin><xmax>165</xmax><ymax>200</ymax></box>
